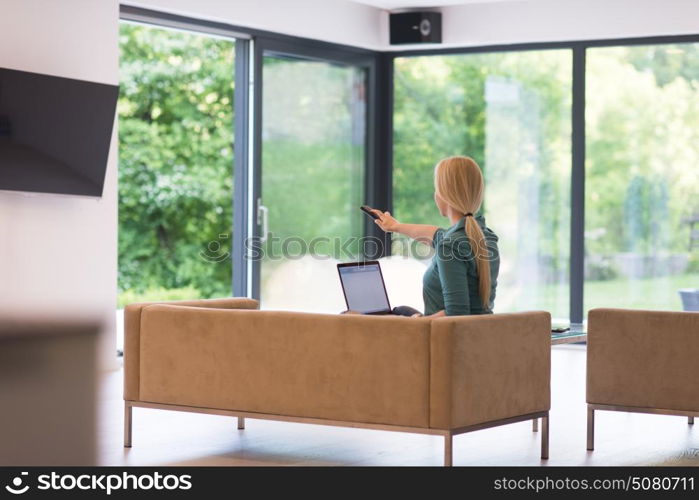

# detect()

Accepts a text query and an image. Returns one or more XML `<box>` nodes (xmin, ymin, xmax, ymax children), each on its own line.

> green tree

<box><xmin>118</xmin><ymin>23</ymin><xmax>235</xmax><ymax>306</ymax></box>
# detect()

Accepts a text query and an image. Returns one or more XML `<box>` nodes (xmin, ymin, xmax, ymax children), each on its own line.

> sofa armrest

<box><xmin>587</xmin><ymin>308</ymin><xmax>699</xmax><ymax>412</ymax></box>
<box><xmin>429</xmin><ymin>311</ymin><xmax>551</xmax><ymax>430</ymax></box>
<box><xmin>123</xmin><ymin>297</ymin><xmax>259</xmax><ymax>401</ymax></box>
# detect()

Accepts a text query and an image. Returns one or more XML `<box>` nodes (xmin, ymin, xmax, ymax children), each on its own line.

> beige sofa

<box><xmin>124</xmin><ymin>298</ymin><xmax>551</xmax><ymax>466</ymax></box>
<box><xmin>586</xmin><ymin>308</ymin><xmax>699</xmax><ymax>451</ymax></box>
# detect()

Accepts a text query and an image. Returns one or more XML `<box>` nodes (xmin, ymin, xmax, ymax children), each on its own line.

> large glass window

<box><xmin>118</xmin><ymin>23</ymin><xmax>235</xmax><ymax>307</ymax></box>
<box><xmin>393</xmin><ymin>51</ymin><xmax>572</xmax><ymax>320</ymax></box>
<box><xmin>259</xmin><ymin>56</ymin><xmax>366</xmax><ymax>312</ymax></box>
<box><xmin>585</xmin><ymin>43</ymin><xmax>699</xmax><ymax>312</ymax></box>
<box><xmin>116</xmin><ymin>19</ymin><xmax>699</xmax><ymax>324</ymax></box>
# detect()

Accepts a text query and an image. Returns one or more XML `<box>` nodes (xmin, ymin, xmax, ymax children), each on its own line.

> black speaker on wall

<box><xmin>389</xmin><ymin>12</ymin><xmax>442</xmax><ymax>45</ymax></box>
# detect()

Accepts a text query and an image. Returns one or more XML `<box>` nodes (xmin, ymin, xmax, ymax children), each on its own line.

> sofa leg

<box><xmin>237</xmin><ymin>417</ymin><xmax>245</xmax><ymax>430</ymax></box>
<box><xmin>689</xmin><ymin>416</ymin><xmax>694</xmax><ymax>426</ymax></box>
<box><xmin>124</xmin><ymin>403</ymin><xmax>132</xmax><ymax>448</ymax></box>
<box><xmin>444</xmin><ymin>433</ymin><xmax>453</xmax><ymax>467</ymax></box>
<box><xmin>541</xmin><ymin>414</ymin><xmax>549</xmax><ymax>460</ymax></box>
<box><xmin>532</xmin><ymin>418</ymin><xmax>538</xmax><ymax>432</ymax></box>
<box><xmin>587</xmin><ymin>406</ymin><xmax>595</xmax><ymax>451</ymax></box>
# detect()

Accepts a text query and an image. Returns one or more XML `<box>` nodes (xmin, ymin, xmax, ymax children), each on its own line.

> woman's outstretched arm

<box><xmin>371</xmin><ymin>210</ymin><xmax>438</xmax><ymax>244</ymax></box>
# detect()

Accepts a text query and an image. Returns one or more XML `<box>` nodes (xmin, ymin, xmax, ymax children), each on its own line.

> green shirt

<box><xmin>422</xmin><ymin>215</ymin><xmax>500</xmax><ymax>316</ymax></box>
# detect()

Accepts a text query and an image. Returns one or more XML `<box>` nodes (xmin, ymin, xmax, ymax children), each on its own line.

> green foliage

<box><xmin>393</xmin><ymin>56</ymin><xmax>484</xmax><ymax>227</ymax></box>
<box><xmin>394</xmin><ymin>47</ymin><xmax>699</xmax><ymax>264</ymax></box>
<box><xmin>627</xmin><ymin>43</ymin><xmax>699</xmax><ymax>87</ymax></box>
<box><xmin>585</xmin><ymin>45</ymin><xmax>699</xmax><ymax>256</ymax></box>
<box><xmin>688</xmin><ymin>253</ymin><xmax>699</xmax><ymax>274</ymax></box>
<box><xmin>262</xmin><ymin>140</ymin><xmax>363</xmax><ymax>256</ymax></box>
<box><xmin>393</xmin><ymin>46</ymin><xmax>699</xmax><ymax>316</ymax></box>
<box><xmin>118</xmin><ymin>23</ymin><xmax>235</xmax><ymax>303</ymax></box>
<box><xmin>260</xmin><ymin>60</ymin><xmax>365</xmax><ymax>259</ymax></box>
<box><xmin>117</xmin><ymin>286</ymin><xmax>202</xmax><ymax>309</ymax></box>
<box><xmin>393</xmin><ymin>51</ymin><xmax>573</xmax><ymax>317</ymax></box>
<box><xmin>585</xmin><ymin>257</ymin><xmax>619</xmax><ymax>282</ymax></box>
<box><xmin>393</xmin><ymin>51</ymin><xmax>572</xmax><ymax>232</ymax></box>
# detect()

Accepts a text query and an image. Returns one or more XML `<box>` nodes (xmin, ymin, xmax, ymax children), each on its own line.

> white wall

<box><xmin>125</xmin><ymin>0</ymin><xmax>699</xmax><ymax>51</ymax></box>
<box><xmin>0</xmin><ymin>0</ymin><xmax>119</xmax><ymax>370</ymax></box>
<box><xmin>386</xmin><ymin>0</ymin><xmax>699</xmax><ymax>50</ymax></box>
<box><xmin>125</xmin><ymin>0</ymin><xmax>385</xmax><ymax>49</ymax></box>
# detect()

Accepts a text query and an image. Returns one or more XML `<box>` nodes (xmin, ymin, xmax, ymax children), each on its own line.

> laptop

<box><xmin>337</xmin><ymin>261</ymin><xmax>392</xmax><ymax>315</ymax></box>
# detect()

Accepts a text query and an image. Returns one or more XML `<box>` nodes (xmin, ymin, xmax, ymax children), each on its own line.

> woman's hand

<box><xmin>372</xmin><ymin>214</ymin><xmax>438</xmax><ymax>243</ymax></box>
<box><xmin>372</xmin><ymin>210</ymin><xmax>401</xmax><ymax>233</ymax></box>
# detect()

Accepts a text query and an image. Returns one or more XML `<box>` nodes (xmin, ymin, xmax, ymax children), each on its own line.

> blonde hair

<box><xmin>434</xmin><ymin>156</ymin><xmax>491</xmax><ymax>311</ymax></box>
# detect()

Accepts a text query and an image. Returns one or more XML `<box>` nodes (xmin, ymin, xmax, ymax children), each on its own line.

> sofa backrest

<box><xmin>134</xmin><ymin>305</ymin><xmax>432</xmax><ymax>428</ymax></box>
<box><xmin>587</xmin><ymin>308</ymin><xmax>699</xmax><ymax>412</ymax></box>
<box><xmin>125</xmin><ymin>304</ymin><xmax>552</xmax><ymax>430</ymax></box>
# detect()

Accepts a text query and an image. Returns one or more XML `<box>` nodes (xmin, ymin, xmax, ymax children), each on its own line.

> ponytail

<box><xmin>435</xmin><ymin>156</ymin><xmax>492</xmax><ymax>311</ymax></box>
<box><xmin>464</xmin><ymin>214</ymin><xmax>492</xmax><ymax>311</ymax></box>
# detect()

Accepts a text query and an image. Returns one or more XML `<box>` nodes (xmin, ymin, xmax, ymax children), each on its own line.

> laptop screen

<box><xmin>338</xmin><ymin>262</ymin><xmax>391</xmax><ymax>314</ymax></box>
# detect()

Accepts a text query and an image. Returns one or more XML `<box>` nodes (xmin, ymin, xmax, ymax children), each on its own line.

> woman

<box><xmin>374</xmin><ymin>156</ymin><xmax>499</xmax><ymax>317</ymax></box>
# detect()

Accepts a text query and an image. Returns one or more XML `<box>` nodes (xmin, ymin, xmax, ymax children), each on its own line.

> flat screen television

<box><xmin>0</xmin><ymin>67</ymin><xmax>119</xmax><ymax>197</ymax></box>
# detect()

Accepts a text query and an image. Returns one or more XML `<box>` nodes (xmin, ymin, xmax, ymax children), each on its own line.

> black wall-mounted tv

<box><xmin>0</xmin><ymin>67</ymin><xmax>119</xmax><ymax>197</ymax></box>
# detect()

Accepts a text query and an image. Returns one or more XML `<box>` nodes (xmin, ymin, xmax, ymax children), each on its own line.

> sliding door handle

<box><xmin>256</xmin><ymin>198</ymin><xmax>269</xmax><ymax>243</ymax></box>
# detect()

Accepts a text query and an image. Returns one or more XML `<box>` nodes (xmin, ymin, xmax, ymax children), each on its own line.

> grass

<box><xmin>583</xmin><ymin>272</ymin><xmax>698</xmax><ymax>312</ymax></box>
<box><xmin>117</xmin><ymin>286</ymin><xmax>202</xmax><ymax>309</ymax></box>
